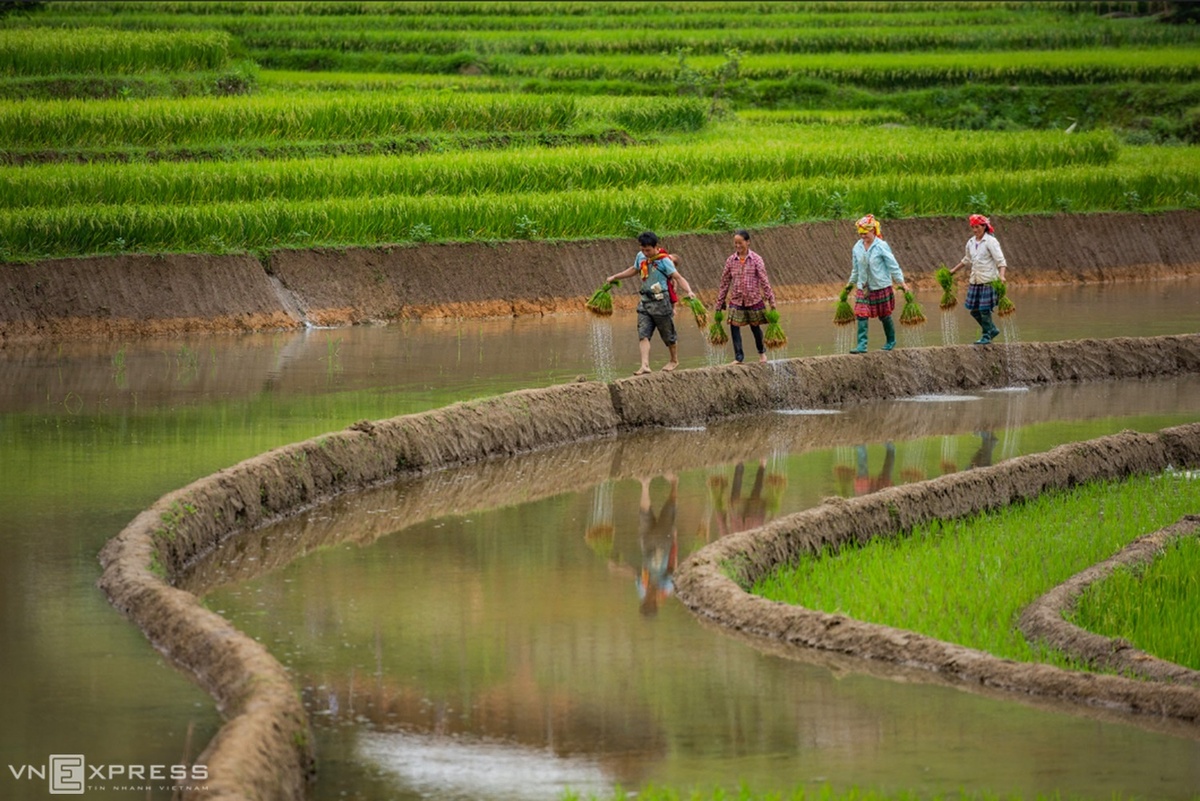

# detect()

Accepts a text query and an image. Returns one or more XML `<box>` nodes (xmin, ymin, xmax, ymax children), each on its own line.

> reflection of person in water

<box><xmin>853</xmin><ymin>442</ymin><xmax>895</xmax><ymax>495</ymax></box>
<box><xmin>711</xmin><ymin>459</ymin><xmax>768</xmax><ymax>538</ymax></box>
<box><xmin>637</xmin><ymin>474</ymin><xmax>678</xmax><ymax>618</ymax></box>
<box><xmin>969</xmin><ymin>431</ymin><xmax>998</xmax><ymax>469</ymax></box>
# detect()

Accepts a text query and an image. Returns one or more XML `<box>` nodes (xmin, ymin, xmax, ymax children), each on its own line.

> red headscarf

<box><xmin>969</xmin><ymin>214</ymin><xmax>993</xmax><ymax>234</ymax></box>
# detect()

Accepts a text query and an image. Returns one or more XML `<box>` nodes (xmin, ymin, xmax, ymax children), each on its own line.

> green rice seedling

<box><xmin>1069</xmin><ymin>532</ymin><xmax>1200</xmax><ymax>671</ymax></box>
<box><xmin>899</xmin><ymin>290</ymin><xmax>926</xmax><ymax>325</ymax></box>
<box><xmin>991</xmin><ymin>279</ymin><xmax>1016</xmax><ymax>316</ymax></box>
<box><xmin>681</xmin><ymin>295</ymin><xmax>708</xmax><ymax>329</ymax></box>
<box><xmin>753</xmin><ymin>471</ymin><xmax>1200</xmax><ymax>667</ymax></box>
<box><xmin>0</xmin><ymin>28</ymin><xmax>233</xmax><ymax>76</ymax></box>
<box><xmin>762</xmin><ymin>308</ymin><xmax>786</xmax><ymax>349</ymax></box>
<box><xmin>934</xmin><ymin>264</ymin><xmax>957</xmax><ymax>309</ymax></box>
<box><xmin>833</xmin><ymin>284</ymin><xmax>855</xmax><ymax>325</ymax></box>
<box><xmin>0</xmin><ymin>125</ymin><xmax>1121</xmax><ymax>210</ymax></box>
<box><xmin>584</xmin><ymin>279</ymin><xmax>619</xmax><ymax>317</ymax></box>
<box><xmin>707</xmin><ymin>308</ymin><xmax>729</xmax><ymax>346</ymax></box>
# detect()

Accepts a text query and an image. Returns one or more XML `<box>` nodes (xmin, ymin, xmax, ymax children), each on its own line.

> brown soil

<box><xmin>6</xmin><ymin>210</ymin><xmax>1200</xmax><ymax>343</ymax></box>
<box><xmin>96</xmin><ymin>336</ymin><xmax>1200</xmax><ymax>799</ymax></box>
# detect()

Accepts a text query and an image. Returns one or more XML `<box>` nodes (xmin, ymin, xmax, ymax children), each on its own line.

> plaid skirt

<box><xmin>728</xmin><ymin>301</ymin><xmax>768</xmax><ymax>326</ymax></box>
<box><xmin>853</xmin><ymin>287</ymin><xmax>895</xmax><ymax>319</ymax></box>
<box><xmin>964</xmin><ymin>282</ymin><xmax>998</xmax><ymax>312</ymax></box>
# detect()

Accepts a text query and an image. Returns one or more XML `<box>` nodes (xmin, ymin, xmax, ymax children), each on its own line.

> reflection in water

<box><xmin>183</xmin><ymin>375</ymin><xmax>1200</xmax><ymax>801</ymax></box>
<box><xmin>707</xmin><ymin>460</ymin><xmax>786</xmax><ymax>539</ymax></box>
<box><xmin>5</xmin><ymin>281</ymin><xmax>1200</xmax><ymax>801</ymax></box>
<box><xmin>357</xmin><ymin>731</ymin><xmax>611</xmax><ymax>801</ymax></box>
<box><xmin>635</xmin><ymin>475</ymin><xmax>678</xmax><ymax>618</ymax></box>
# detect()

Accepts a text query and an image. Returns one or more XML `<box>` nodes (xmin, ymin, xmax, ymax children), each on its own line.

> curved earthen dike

<box><xmin>6</xmin><ymin>210</ymin><xmax>1200</xmax><ymax>341</ymax></box>
<box><xmin>98</xmin><ymin>335</ymin><xmax>1200</xmax><ymax>800</ymax></box>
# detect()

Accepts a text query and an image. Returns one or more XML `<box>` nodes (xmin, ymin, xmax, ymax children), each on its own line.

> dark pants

<box><xmin>730</xmin><ymin>325</ymin><xmax>764</xmax><ymax>362</ymax></box>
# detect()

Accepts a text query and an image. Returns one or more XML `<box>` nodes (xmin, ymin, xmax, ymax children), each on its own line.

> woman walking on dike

<box><xmin>716</xmin><ymin>229</ymin><xmax>777</xmax><ymax>364</ymax></box>
<box><xmin>847</xmin><ymin>214</ymin><xmax>908</xmax><ymax>353</ymax></box>
<box><xmin>606</xmin><ymin>231</ymin><xmax>698</xmax><ymax>375</ymax></box>
<box><xmin>949</xmin><ymin>214</ymin><xmax>1008</xmax><ymax>345</ymax></box>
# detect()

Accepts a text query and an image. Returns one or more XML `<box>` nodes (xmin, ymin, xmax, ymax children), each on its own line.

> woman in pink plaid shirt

<box><xmin>715</xmin><ymin>229</ymin><xmax>777</xmax><ymax>364</ymax></box>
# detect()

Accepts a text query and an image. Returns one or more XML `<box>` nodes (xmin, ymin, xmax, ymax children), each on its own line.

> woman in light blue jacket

<box><xmin>847</xmin><ymin>214</ymin><xmax>908</xmax><ymax>353</ymax></box>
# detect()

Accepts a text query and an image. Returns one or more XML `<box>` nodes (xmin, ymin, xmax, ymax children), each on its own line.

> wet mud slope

<box><xmin>97</xmin><ymin>335</ymin><xmax>1200</xmax><ymax>799</ymax></box>
<box><xmin>5</xmin><ymin>210</ymin><xmax>1200</xmax><ymax>341</ymax></box>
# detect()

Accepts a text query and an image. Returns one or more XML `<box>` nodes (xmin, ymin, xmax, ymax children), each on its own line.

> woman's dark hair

<box><xmin>734</xmin><ymin>229</ymin><xmax>751</xmax><ymax>241</ymax></box>
<box><xmin>637</xmin><ymin>231</ymin><xmax>658</xmax><ymax>247</ymax></box>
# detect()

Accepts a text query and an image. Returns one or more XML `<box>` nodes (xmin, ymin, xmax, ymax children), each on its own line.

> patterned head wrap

<box><xmin>855</xmin><ymin>214</ymin><xmax>881</xmax><ymax>236</ymax></box>
<box><xmin>969</xmin><ymin>214</ymin><xmax>994</xmax><ymax>234</ymax></box>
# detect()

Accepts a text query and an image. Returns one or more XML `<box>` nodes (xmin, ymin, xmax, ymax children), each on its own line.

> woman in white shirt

<box><xmin>949</xmin><ymin>214</ymin><xmax>1008</xmax><ymax>345</ymax></box>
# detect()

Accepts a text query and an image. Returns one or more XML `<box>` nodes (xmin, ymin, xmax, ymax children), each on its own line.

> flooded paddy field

<box><xmin>2</xmin><ymin>280</ymin><xmax>1198</xmax><ymax>800</ymax></box>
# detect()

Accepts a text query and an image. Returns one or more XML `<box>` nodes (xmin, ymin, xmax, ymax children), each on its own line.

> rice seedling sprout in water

<box><xmin>1069</xmin><ymin>531</ymin><xmax>1200</xmax><ymax>670</ymax></box>
<box><xmin>753</xmin><ymin>471</ymin><xmax>1200</xmax><ymax>668</ymax></box>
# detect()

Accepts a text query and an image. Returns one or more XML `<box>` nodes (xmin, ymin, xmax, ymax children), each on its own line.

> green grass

<box><xmin>752</xmin><ymin>472</ymin><xmax>1200</xmax><ymax>670</ymax></box>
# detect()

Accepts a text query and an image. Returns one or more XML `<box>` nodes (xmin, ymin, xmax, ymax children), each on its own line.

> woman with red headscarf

<box><xmin>847</xmin><ymin>214</ymin><xmax>908</xmax><ymax>353</ymax></box>
<box><xmin>949</xmin><ymin>214</ymin><xmax>1008</xmax><ymax>345</ymax></box>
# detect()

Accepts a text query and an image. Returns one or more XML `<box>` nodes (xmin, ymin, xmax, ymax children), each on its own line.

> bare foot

<box><xmin>633</xmin><ymin>366</ymin><xmax>652</xmax><ymax>376</ymax></box>
<box><xmin>759</xmin><ymin>354</ymin><xmax>769</xmax><ymax>364</ymax></box>
<box><xmin>729</xmin><ymin>359</ymin><xmax>743</xmax><ymax>366</ymax></box>
<box><xmin>661</xmin><ymin>362</ymin><xmax>678</xmax><ymax>372</ymax></box>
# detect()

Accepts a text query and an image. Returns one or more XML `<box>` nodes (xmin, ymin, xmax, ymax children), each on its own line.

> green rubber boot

<box><xmin>881</xmin><ymin>315</ymin><xmax>896</xmax><ymax>351</ymax></box>
<box><xmin>851</xmin><ymin>317</ymin><xmax>869</xmax><ymax>353</ymax></box>
<box><xmin>982</xmin><ymin>309</ymin><xmax>1000</xmax><ymax>341</ymax></box>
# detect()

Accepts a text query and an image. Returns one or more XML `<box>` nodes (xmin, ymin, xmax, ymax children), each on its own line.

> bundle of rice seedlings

<box><xmin>899</xmin><ymin>290</ymin><xmax>927</xmax><ymax>326</ymax></box>
<box><xmin>707</xmin><ymin>308</ymin><xmax>729</xmax><ymax>346</ymax></box>
<box><xmin>833</xmin><ymin>284</ymin><xmax>855</xmax><ymax>325</ymax></box>
<box><xmin>763</xmin><ymin>308</ymin><xmax>787</xmax><ymax>349</ymax></box>
<box><xmin>934</xmin><ymin>264</ymin><xmax>957</xmax><ymax>309</ymax></box>
<box><xmin>584</xmin><ymin>279</ymin><xmax>619</xmax><ymax>316</ymax></box>
<box><xmin>682</xmin><ymin>295</ymin><xmax>708</xmax><ymax>328</ymax></box>
<box><xmin>992</xmin><ymin>279</ymin><xmax>1016</xmax><ymax>316</ymax></box>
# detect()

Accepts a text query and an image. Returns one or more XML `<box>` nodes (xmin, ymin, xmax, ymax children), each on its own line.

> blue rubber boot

<box><xmin>881</xmin><ymin>315</ymin><xmax>896</xmax><ymax>351</ymax></box>
<box><xmin>851</xmin><ymin>317</ymin><xmax>869</xmax><ymax>353</ymax></box>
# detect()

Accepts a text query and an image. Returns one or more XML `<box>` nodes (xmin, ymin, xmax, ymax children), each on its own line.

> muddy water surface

<box><xmin>1</xmin><ymin>280</ymin><xmax>1198</xmax><ymax>800</ymax></box>
<box><xmin>195</xmin><ymin>377</ymin><xmax>1200</xmax><ymax>801</ymax></box>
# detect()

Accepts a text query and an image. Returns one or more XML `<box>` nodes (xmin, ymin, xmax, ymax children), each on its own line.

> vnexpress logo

<box><xmin>8</xmin><ymin>755</ymin><xmax>208</xmax><ymax>795</ymax></box>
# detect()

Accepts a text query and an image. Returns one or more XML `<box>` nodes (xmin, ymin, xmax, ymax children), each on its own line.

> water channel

<box><xmin>2</xmin><ymin>280</ymin><xmax>1199</xmax><ymax>800</ymax></box>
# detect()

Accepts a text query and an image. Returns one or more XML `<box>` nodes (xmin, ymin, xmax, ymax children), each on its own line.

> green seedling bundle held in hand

<box><xmin>899</xmin><ymin>290</ymin><xmax>926</xmax><ymax>326</ymax></box>
<box><xmin>585</xmin><ymin>279</ymin><xmax>619</xmax><ymax>316</ymax></box>
<box><xmin>763</xmin><ymin>308</ymin><xmax>787</xmax><ymax>349</ymax></box>
<box><xmin>682</xmin><ymin>295</ymin><xmax>708</xmax><ymax>329</ymax></box>
<box><xmin>992</xmin><ymin>279</ymin><xmax>1016</xmax><ymax>316</ymax></box>
<box><xmin>833</xmin><ymin>284</ymin><xmax>855</xmax><ymax>325</ymax></box>
<box><xmin>707</xmin><ymin>308</ymin><xmax>729</xmax><ymax>346</ymax></box>
<box><xmin>934</xmin><ymin>264</ymin><xmax>957</xmax><ymax>309</ymax></box>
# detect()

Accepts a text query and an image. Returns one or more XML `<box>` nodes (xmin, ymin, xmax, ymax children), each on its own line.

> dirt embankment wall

<box><xmin>7</xmin><ymin>210</ymin><xmax>1200</xmax><ymax>342</ymax></box>
<box><xmin>98</xmin><ymin>335</ymin><xmax>1200</xmax><ymax>800</ymax></box>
